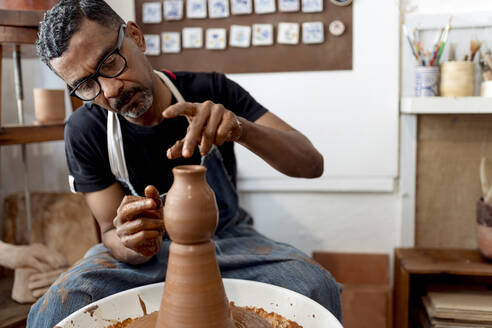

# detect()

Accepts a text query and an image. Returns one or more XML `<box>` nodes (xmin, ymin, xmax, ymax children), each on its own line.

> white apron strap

<box><xmin>153</xmin><ymin>70</ymin><xmax>185</xmax><ymax>103</ymax></box>
<box><xmin>107</xmin><ymin>111</ymin><xmax>130</xmax><ymax>183</ymax></box>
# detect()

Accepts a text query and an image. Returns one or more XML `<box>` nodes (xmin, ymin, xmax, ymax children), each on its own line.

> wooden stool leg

<box><xmin>393</xmin><ymin>251</ymin><xmax>410</xmax><ymax>328</ymax></box>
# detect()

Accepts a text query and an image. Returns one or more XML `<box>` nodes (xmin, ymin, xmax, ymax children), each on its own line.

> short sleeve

<box><xmin>212</xmin><ymin>73</ymin><xmax>268</xmax><ymax>122</ymax></box>
<box><xmin>64</xmin><ymin>106</ymin><xmax>115</xmax><ymax>193</ymax></box>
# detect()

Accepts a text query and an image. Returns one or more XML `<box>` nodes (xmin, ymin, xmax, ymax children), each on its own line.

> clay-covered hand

<box><xmin>28</xmin><ymin>267</ymin><xmax>66</xmax><ymax>299</ymax></box>
<box><xmin>0</xmin><ymin>241</ymin><xmax>67</xmax><ymax>272</ymax></box>
<box><xmin>113</xmin><ymin>185</ymin><xmax>165</xmax><ymax>257</ymax></box>
<box><xmin>162</xmin><ymin>101</ymin><xmax>243</xmax><ymax>158</ymax></box>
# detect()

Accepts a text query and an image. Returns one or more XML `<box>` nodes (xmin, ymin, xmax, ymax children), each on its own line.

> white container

<box><xmin>56</xmin><ymin>278</ymin><xmax>343</xmax><ymax>328</ymax></box>
<box><xmin>415</xmin><ymin>66</ymin><xmax>440</xmax><ymax>97</ymax></box>
<box><xmin>481</xmin><ymin>80</ymin><xmax>492</xmax><ymax>97</ymax></box>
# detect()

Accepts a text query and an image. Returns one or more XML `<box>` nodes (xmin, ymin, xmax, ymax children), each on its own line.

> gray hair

<box><xmin>36</xmin><ymin>0</ymin><xmax>125</xmax><ymax>66</ymax></box>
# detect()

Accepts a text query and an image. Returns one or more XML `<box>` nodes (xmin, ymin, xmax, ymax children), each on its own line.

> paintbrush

<box><xmin>435</xmin><ymin>19</ymin><xmax>452</xmax><ymax>65</ymax></box>
<box><xmin>484</xmin><ymin>51</ymin><xmax>492</xmax><ymax>70</ymax></box>
<box><xmin>448</xmin><ymin>42</ymin><xmax>456</xmax><ymax>61</ymax></box>
<box><xmin>470</xmin><ymin>40</ymin><xmax>482</xmax><ymax>61</ymax></box>
<box><xmin>403</xmin><ymin>25</ymin><xmax>420</xmax><ymax>63</ymax></box>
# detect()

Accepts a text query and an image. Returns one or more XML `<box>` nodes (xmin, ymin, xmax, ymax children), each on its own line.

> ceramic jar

<box><xmin>33</xmin><ymin>88</ymin><xmax>66</xmax><ymax>124</ymax></box>
<box><xmin>157</xmin><ymin>165</ymin><xmax>234</xmax><ymax>328</ymax></box>
<box><xmin>163</xmin><ymin>165</ymin><xmax>218</xmax><ymax>244</ymax></box>
<box><xmin>476</xmin><ymin>199</ymin><xmax>492</xmax><ymax>261</ymax></box>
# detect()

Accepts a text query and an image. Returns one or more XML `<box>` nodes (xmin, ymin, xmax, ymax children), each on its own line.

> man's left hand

<box><xmin>162</xmin><ymin>101</ymin><xmax>243</xmax><ymax>158</ymax></box>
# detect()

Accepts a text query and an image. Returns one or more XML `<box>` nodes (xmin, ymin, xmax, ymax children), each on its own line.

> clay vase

<box><xmin>156</xmin><ymin>165</ymin><xmax>234</xmax><ymax>328</ymax></box>
<box><xmin>0</xmin><ymin>0</ymin><xmax>58</xmax><ymax>11</ymax></box>
<box><xmin>476</xmin><ymin>199</ymin><xmax>492</xmax><ymax>261</ymax></box>
<box><xmin>33</xmin><ymin>88</ymin><xmax>66</xmax><ymax>124</ymax></box>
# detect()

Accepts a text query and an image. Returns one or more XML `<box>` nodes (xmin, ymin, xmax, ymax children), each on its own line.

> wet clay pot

<box><xmin>476</xmin><ymin>199</ymin><xmax>492</xmax><ymax>261</ymax></box>
<box><xmin>0</xmin><ymin>0</ymin><xmax>58</xmax><ymax>11</ymax></box>
<box><xmin>156</xmin><ymin>165</ymin><xmax>234</xmax><ymax>328</ymax></box>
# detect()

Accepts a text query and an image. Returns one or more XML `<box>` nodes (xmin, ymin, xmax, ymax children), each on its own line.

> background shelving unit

<box><xmin>401</xmin><ymin>97</ymin><xmax>492</xmax><ymax>115</ymax></box>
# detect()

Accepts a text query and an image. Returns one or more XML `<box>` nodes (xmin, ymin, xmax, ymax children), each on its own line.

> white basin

<box><xmin>56</xmin><ymin>278</ymin><xmax>343</xmax><ymax>327</ymax></box>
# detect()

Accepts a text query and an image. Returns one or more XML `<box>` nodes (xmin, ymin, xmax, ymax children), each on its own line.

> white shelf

<box><xmin>401</xmin><ymin>97</ymin><xmax>492</xmax><ymax>114</ymax></box>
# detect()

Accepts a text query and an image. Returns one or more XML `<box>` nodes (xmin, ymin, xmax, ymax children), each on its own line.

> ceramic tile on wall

<box><xmin>231</xmin><ymin>0</ymin><xmax>253</xmax><ymax>15</ymax></box>
<box><xmin>164</xmin><ymin>0</ymin><xmax>184</xmax><ymax>20</ymax></box>
<box><xmin>162</xmin><ymin>32</ymin><xmax>181</xmax><ymax>53</ymax></box>
<box><xmin>142</xmin><ymin>1</ymin><xmax>162</xmax><ymax>23</ymax></box>
<box><xmin>252</xmin><ymin>24</ymin><xmax>274</xmax><ymax>46</ymax></box>
<box><xmin>144</xmin><ymin>34</ymin><xmax>161</xmax><ymax>55</ymax></box>
<box><xmin>187</xmin><ymin>0</ymin><xmax>207</xmax><ymax>18</ymax></box>
<box><xmin>206</xmin><ymin>28</ymin><xmax>227</xmax><ymax>49</ymax></box>
<box><xmin>182</xmin><ymin>27</ymin><xmax>203</xmax><ymax>48</ymax></box>
<box><xmin>230</xmin><ymin>25</ymin><xmax>251</xmax><ymax>47</ymax></box>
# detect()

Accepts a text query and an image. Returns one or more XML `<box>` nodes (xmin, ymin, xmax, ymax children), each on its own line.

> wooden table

<box><xmin>393</xmin><ymin>248</ymin><xmax>492</xmax><ymax>328</ymax></box>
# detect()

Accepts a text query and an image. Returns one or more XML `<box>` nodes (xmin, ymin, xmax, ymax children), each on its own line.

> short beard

<box><xmin>114</xmin><ymin>87</ymin><xmax>153</xmax><ymax>119</ymax></box>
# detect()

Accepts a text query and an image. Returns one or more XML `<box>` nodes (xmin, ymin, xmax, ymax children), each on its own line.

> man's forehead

<box><xmin>49</xmin><ymin>20</ymin><xmax>114</xmax><ymax>83</ymax></box>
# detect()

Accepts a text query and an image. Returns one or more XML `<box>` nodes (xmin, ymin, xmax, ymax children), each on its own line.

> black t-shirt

<box><xmin>65</xmin><ymin>71</ymin><xmax>268</xmax><ymax>196</ymax></box>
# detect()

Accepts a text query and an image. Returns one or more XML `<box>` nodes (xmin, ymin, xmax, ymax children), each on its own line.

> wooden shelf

<box><xmin>0</xmin><ymin>123</ymin><xmax>65</xmax><ymax>145</ymax></box>
<box><xmin>393</xmin><ymin>248</ymin><xmax>492</xmax><ymax>328</ymax></box>
<box><xmin>0</xmin><ymin>9</ymin><xmax>44</xmax><ymax>28</ymax></box>
<box><xmin>396</xmin><ymin>248</ymin><xmax>492</xmax><ymax>277</ymax></box>
<box><xmin>401</xmin><ymin>97</ymin><xmax>492</xmax><ymax>114</ymax></box>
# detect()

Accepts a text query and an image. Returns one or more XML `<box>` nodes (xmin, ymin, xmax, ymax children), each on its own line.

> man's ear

<box><xmin>126</xmin><ymin>21</ymin><xmax>146</xmax><ymax>52</ymax></box>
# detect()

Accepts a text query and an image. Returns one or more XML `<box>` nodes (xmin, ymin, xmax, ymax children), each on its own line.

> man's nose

<box><xmin>98</xmin><ymin>76</ymin><xmax>123</xmax><ymax>99</ymax></box>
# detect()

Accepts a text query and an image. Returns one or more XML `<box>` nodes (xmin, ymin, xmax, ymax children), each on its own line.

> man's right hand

<box><xmin>113</xmin><ymin>185</ymin><xmax>164</xmax><ymax>257</ymax></box>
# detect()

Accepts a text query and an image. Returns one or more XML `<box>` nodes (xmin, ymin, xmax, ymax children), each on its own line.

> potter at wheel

<box><xmin>32</xmin><ymin>2</ymin><xmax>342</xmax><ymax>326</ymax></box>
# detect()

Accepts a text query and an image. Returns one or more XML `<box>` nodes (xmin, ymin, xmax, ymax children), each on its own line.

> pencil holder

<box><xmin>415</xmin><ymin>66</ymin><xmax>440</xmax><ymax>97</ymax></box>
<box><xmin>440</xmin><ymin>61</ymin><xmax>474</xmax><ymax>97</ymax></box>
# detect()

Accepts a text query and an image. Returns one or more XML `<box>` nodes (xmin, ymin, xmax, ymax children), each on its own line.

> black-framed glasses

<box><xmin>69</xmin><ymin>24</ymin><xmax>127</xmax><ymax>101</ymax></box>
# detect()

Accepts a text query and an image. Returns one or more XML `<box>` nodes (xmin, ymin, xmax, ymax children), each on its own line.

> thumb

<box><xmin>144</xmin><ymin>185</ymin><xmax>161</xmax><ymax>208</ymax></box>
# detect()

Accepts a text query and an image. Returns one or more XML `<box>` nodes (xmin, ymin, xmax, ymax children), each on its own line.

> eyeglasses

<box><xmin>70</xmin><ymin>24</ymin><xmax>127</xmax><ymax>101</ymax></box>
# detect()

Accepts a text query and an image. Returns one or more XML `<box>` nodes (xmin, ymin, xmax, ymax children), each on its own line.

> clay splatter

<box><xmin>138</xmin><ymin>295</ymin><xmax>147</xmax><ymax>315</ymax></box>
<box><xmin>252</xmin><ymin>245</ymin><xmax>273</xmax><ymax>255</ymax></box>
<box><xmin>84</xmin><ymin>305</ymin><xmax>99</xmax><ymax>317</ymax></box>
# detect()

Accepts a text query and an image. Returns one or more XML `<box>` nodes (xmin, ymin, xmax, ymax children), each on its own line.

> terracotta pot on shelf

<box><xmin>33</xmin><ymin>88</ymin><xmax>66</xmax><ymax>124</ymax></box>
<box><xmin>156</xmin><ymin>165</ymin><xmax>235</xmax><ymax>328</ymax></box>
<box><xmin>476</xmin><ymin>199</ymin><xmax>492</xmax><ymax>261</ymax></box>
<box><xmin>0</xmin><ymin>0</ymin><xmax>58</xmax><ymax>11</ymax></box>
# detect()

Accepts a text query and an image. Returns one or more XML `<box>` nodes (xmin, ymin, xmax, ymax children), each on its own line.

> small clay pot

<box><xmin>33</xmin><ymin>88</ymin><xmax>66</xmax><ymax>124</ymax></box>
<box><xmin>0</xmin><ymin>0</ymin><xmax>58</xmax><ymax>11</ymax></box>
<box><xmin>163</xmin><ymin>165</ymin><xmax>218</xmax><ymax>244</ymax></box>
<box><xmin>476</xmin><ymin>199</ymin><xmax>492</xmax><ymax>261</ymax></box>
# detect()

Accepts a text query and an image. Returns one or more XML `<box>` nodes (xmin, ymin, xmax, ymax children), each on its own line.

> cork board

<box><xmin>415</xmin><ymin>115</ymin><xmax>492</xmax><ymax>249</ymax></box>
<box><xmin>135</xmin><ymin>0</ymin><xmax>352</xmax><ymax>73</ymax></box>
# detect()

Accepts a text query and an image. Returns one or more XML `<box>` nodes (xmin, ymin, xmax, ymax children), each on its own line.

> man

<box><xmin>29</xmin><ymin>0</ymin><xmax>341</xmax><ymax>326</ymax></box>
